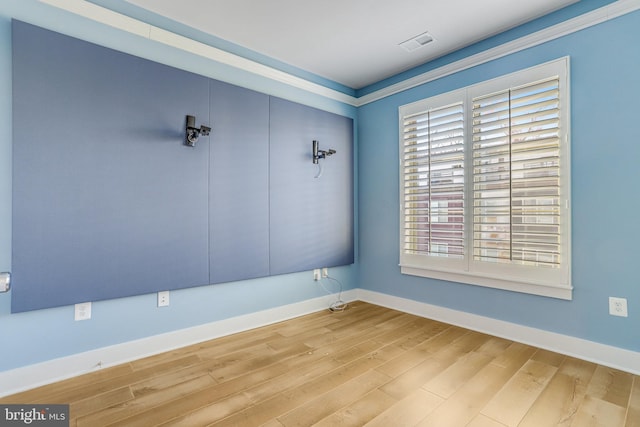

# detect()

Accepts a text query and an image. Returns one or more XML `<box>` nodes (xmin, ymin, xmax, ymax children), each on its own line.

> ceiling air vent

<box><xmin>399</xmin><ymin>31</ymin><xmax>434</xmax><ymax>52</ymax></box>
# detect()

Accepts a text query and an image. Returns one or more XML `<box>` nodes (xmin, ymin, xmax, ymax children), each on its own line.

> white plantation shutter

<box><xmin>472</xmin><ymin>77</ymin><xmax>561</xmax><ymax>268</ymax></box>
<box><xmin>402</xmin><ymin>102</ymin><xmax>465</xmax><ymax>259</ymax></box>
<box><xmin>399</xmin><ymin>58</ymin><xmax>571</xmax><ymax>299</ymax></box>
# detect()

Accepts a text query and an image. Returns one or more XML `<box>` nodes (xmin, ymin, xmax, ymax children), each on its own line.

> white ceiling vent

<box><xmin>399</xmin><ymin>31</ymin><xmax>435</xmax><ymax>52</ymax></box>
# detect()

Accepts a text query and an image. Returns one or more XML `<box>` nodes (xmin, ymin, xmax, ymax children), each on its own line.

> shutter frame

<box><xmin>399</xmin><ymin>57</ymin><xmax>571</xmax><ymax>300</ymax></box>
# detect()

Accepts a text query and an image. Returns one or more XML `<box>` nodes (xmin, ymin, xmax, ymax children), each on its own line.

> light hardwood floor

<box><xmin>2</xmin><ymin>302</ymin><xmax>639</xmax><ymax>426</ymax></box>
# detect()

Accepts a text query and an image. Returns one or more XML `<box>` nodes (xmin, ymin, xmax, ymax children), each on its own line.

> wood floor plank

<box><xmin>586</xmin><ymin>365</ymin><xmax>634</xmax><ymax>408</ymax></box>
<box><xmin>278</xmin><ymin>342</ymin><xmax>403</xmax><ymax>405</ymax></box>
<box><xmin>371</xmin><ymin>312</ymin><xmax>419</xmax><ymax>331</ymax></box>
<box><xmin>474</xmin><ymin>336</ymin><xmax>512</xmax><ymax>356</ymax></box>
<box><xmin>69</xmin><ymin>386</ymin><xmax>134</xmax><ymax>420</ymax></box>
<box><xmin>208</xmin><ymin>342</ymin><xmax>311</xmax><ymax>383</ymax></box>
<box><xmin>311</xmin><ymin>389</ymin><xmax>397</xmax><ymax>427</ymax></box>
<box><xmin>1</xmin><ymin>302</ymin><xmax>638</xmax><ymax>427</ymax></box>
<box><xmin>518</xmin><ymin>356</ymin><xmax>597</xmax><ymax>427</ymax></box>
<box><xmin>306</xmin><ymin>310</ymin><xmax>406</xmax><ymax>347</ymax></box>
<box><xmin>276</xmin><ymin>369</ymin><xmax>391</xmax><ymax>426</ymax></box>
<box><xmin>374</xmin><ymin>323</ymin><xmax>458</xmax><ymax>379</ymax></box>
<box><xmin>626</xmin><ymin>377</ymin><xmax>640</xmax><ymax>427</ymax></box>
<box><xmin>193</xmin><ymin>333</ymin><xmax>287</xmax><ymax>361</ymax></box>
<box><xmin>78</xmin><ymin>375</ymin><xmax>216</xmax><ymax>427</ymax></box>
<box><xmin>261</xmin><ymin>419</ymin><xmax>285</xmax><ymax>427</ymax></box>
<box><xmin>119</xmin><ymin>327</ymin><xmax>399</xmax><ymax>426</ymax></box>
<box><xmin>480</xmin><ymin>359</ymin><xmax>558</xmax><ymax>426</ymax></box>
<box><xmin>414</xmin><ymin>342</ymin><xmax>537</xmax><ymax>427</ymax></box>
<box><xmin>364</xmin><ymin>388</ymin><xmax>443</xmax><ymax>427</ymax></box>
<box><xmin>379</xmin><ymin>330</ymin><xmax>488</xmax><ymax>400</ymax></box>
<box><xmin>467</xmin><ymin>414</ymin><xmax>509</xmax><ymax>427</ymax></box>
<box><xmin>322</xmin><ymin>305</ymin><xmax>396</xmax><ymax>332</ymax></box>
<box><xmin>531</xmin><ymin>348</ymin><xmax>567</xmax><ymax>367</ymax></box>
<box><xmin>210</xmin><ymin>341</ymin><xmax>406</xmax><ymax>427</ymax></box>
<box><xmin>114</xmin><ymin>347</ymin><xmax>323</xmax><ymax>426</ymax></box>
<box><xmin>423</xmin><ymin>350</ymin><xmax>494</xmax><ymax>399</ymax></box>
<box><xmin>243</xmin><ymin>317</ymin><xmax>430</xmax><ymax>410</ymax></box>
<box><xmin>22</xmin><ymin>355</ymin><xmax>201</xmax><ymax>408</ymax></box>
<box><xmin>570</xmin><ymin>395</ymin><xmax>626</xmax><ymax>427</ymax></box>
<box><xmin>157</xmin><ymin>391</ymin><xmax>253</xmax><ymax>426</ymax></box>
<box><xmin>129</xmin><ymin>359</ymin><xmax>222</xmax><ymax>398</ymax></box>
<box><xmin>273</xmin><ymin>311</ymin><xmax>343</xmax><ymax>337</ymax></box>
<box><xmin>243</xmin><ymin>340</ymin><xmax>388</xmax><ymax>405</ymax></box>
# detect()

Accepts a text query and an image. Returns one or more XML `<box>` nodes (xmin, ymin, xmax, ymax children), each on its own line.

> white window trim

<box><xmin>399</xmin><ymin>57</ymin><xmax>572</xmax><ymax>300</ymax></box>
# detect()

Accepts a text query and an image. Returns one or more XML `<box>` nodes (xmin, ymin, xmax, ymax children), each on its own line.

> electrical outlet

<box><xmin>313</xmin><ymin>269</ymin><xmax>321</xmax><ymax>281</ymax></box>
<box><xmin>74</xmin><ymin>302</ymin><xmax>92</xmax><ymax>321</ymax></box>
<box><xmin>0</xmin><ymin>272</ymin><xmax>10</xmax><ymax>293</ymax></box>
<box><xmin>158</xmin><ymin>291</ymin><xmax>170</xmax><ymax>307</ymax></box>
<box><xmin>609</xmin><ymin>297</ymin><xmax>628</xmax><ymax>317</ymax></box>
<box><xmin>322</xmin><ymin>268</ymin><xmax>328</xmax><ymax>278</ymax></box>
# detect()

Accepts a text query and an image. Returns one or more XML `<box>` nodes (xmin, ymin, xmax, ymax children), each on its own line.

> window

<box><xmin>399</xmin><ymin>58</ymin><xmax>571</xmax><ymax>299</ymax></box>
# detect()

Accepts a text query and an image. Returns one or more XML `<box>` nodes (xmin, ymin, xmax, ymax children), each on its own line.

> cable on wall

<box><xmin>318</xmin><ymin>274</ymin><xmax>347</xmax><ymax>312</ymax></box>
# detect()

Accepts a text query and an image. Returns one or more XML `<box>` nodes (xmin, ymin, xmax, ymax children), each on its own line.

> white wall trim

<box><xmin>38</xmin><ymin>0</ymin><xmax>640</xmax><ymax>107</ymax></box>
<box><xmin>0</xmin><ymin>289</ymin><xmax>359</xmax><ymax>398</ymax></box>
<box><xmin>357</xmin><ymin>0</ymin><xmax>640</xmax><ymax>106</ymax></box>
<box><xmin>357</xmin><ymin>289</ymin><xmax>640</xmax><ymax>375</ymax></box>
<box><xmin>37</xmin><ymin>0</ymin><xmax>359</xmax><ymax>106</ymax></box>
<box><xmin>2</xmin><ymin>288</ymin><xmax>638</xmax><ymax>397</ymax></box>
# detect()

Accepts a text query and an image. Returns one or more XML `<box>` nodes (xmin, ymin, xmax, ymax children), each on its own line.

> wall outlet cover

<box><xmin>74</xmin><ymin>302</ymin><xmax>92</xmax><ymax>321</ymax></box>
<box><xmin>609</xmin><ymin>297</ymin><xmax>628</xmax><ymax>317</ymax></box>
<box><xmin>0</xmin><ymin>272</ymin><xmax>10</xmax><ymax>292</ymax></box>
<box><xmin>158</xmin><ymin>291</ymin><xmax>170</xmax><ymax>307</ymax></box>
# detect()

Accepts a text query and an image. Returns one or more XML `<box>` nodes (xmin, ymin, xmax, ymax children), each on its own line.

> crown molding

<box><xmin>38</xmin><ymin>0</ymin><xmax>359</xmax><ymax>106</ymax></box>
<box><xmin>38</xmin><ymin>0</ymin><xmax>640</xmax><ymax>108</ymax></box>
<box><xmin>356</xmin><ymin>0</ymin><xmax>640</xmax><ymax>106</ymax></box>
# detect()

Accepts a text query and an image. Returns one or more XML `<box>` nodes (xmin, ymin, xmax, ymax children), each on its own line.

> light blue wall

<box><xmin>0</xmin><ymin>1</ymin><xmax>357</xmax><ymax>371</ymax></box>
<box><xmin>358</xmin><ymin>9</ymin><xmax>640</xmax><ymax>352</ymax></box>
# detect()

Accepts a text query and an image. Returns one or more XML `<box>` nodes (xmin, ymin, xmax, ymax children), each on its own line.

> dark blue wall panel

<box><xmin>11</xmin><ymin>21</ymin><xmax>354</xmax><ymax>313</ymax></box>
<box><xmin>12</xmin><ymin>21</ymin><xmax>211</xmax><ymax>312</ymax></box>
<box><xmin>269</xmin><ymin>97</ymin><xmax>354</xmax><ymax>274</ymax></box>
<box><xmin>209</xmin><ymin>80</ymin><xmax>270</xmax><ymax>283</ymax></box>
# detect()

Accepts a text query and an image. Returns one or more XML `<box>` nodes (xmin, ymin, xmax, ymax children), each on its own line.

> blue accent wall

<box><xmin>269</xmin><ymin>97</ymin><xmax>354</xmax><ymax>274</ymax></box>
<box><xmin>10</xmin><ymin>21</ymin><xmax>354</xmax><ymax>313</ymax></box>
<box><xmin>0</xmin><ymin>1</ymin><xmax>357</xmax><ymax>371</ymax></box>
<box><xmin>12</xmin><ymin>21</ymin><xmax>212</xmax><ymax>312</ymax></box>
<box><xmin>358</xmin><ymin>9</ymin><xmax>640</xmax><ymax>352</ymax></box>
<box><xmin>209</xmin><ymin>80</ymin><xmax>271</xmax><ymax>284</ymax></box>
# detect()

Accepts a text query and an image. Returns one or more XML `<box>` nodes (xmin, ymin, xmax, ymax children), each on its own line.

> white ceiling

<box><xmin>124</xmin><ymin>0</ymin><xmax>579</xmax><ymax>89</ymax></box>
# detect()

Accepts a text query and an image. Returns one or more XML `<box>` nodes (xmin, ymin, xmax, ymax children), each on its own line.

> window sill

<box><xmin>400</xmin><ymin>265</ymin><xmax>573</xmax><ymax>300</ymax></box>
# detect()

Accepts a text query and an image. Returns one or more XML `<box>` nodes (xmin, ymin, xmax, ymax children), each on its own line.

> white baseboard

<box><xmin>357</xmin><ymin>289</ymin><xmax>640</xmax><ymax>375</ymax></box>
<box><xmin>3</xmin><ymin>288</ymin><xmax>638</xmax><ymax>397</ymax></box>
<box><xmin>0</xmin><ymin>289</ymin><xmax>359</xmax><ymax>397</ymax></box>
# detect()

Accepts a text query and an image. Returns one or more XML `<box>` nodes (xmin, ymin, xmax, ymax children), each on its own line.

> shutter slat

<box><xmin>472</xmin><ymin>77</ymin><xmax>561</xmax><ymax>267</ymax></box>
<box><xmin>401</xmin><ymin>102</ymin><xmax>465</xmax><ymax>259</ymax></box>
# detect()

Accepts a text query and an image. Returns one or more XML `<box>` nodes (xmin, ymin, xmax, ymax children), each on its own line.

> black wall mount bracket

<box><xmin>312</xmin><ymin>140</ymin><xmax>336</xmax><ymax>164</ymax></box>
<box><xmin>186</xmin><ymin>115</ymin><xmax>211</xmax><ymax>147</ymax></box>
